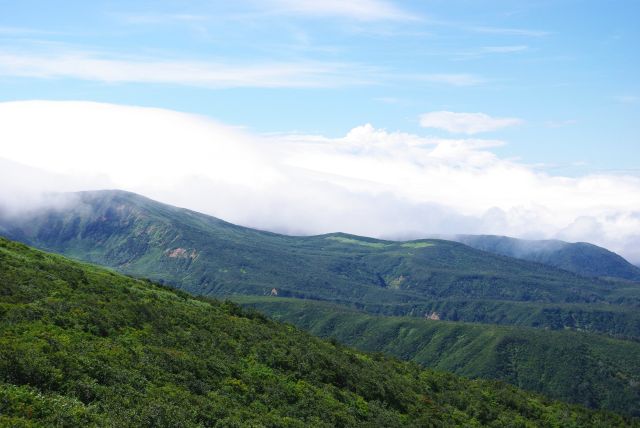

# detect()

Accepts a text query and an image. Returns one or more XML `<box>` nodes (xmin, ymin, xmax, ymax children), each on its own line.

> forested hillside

<box><xmin>2</xmin><ymin>237</ymin><xmax>634</xmax><ymax>426</ymax></box>
<box><xmin>3</xmin><ymin>190</ymin><xmax>640</xmax><ymax>337</ymax></box>
<box><xmin>238</xmin><ymin>296</ymin><xmax>640</xmax><ymax>416</ymax></box>
<box><xmin>2</xmin><ymin>190</ymin><xmax>640</xmax><ymax>416</ymax></box>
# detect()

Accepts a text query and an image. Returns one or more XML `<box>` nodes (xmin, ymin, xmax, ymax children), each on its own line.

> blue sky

<box><xmin>1</xmin><ymin>1</ymin><xmax>640</xmax><ymax>261</ymax></box>
<box><xmin>1</xmin><ymin>0</ymin><xmax>638</xmax><ymax>174</ymax></box>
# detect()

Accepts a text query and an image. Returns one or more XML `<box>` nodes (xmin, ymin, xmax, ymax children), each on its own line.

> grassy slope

<box><xmin>3</xmin><ymin>190</ymin><xmax>640</xmax><ymax>338</ymax></box>
<box><xmin>237</xmin><ymin>297</ymin><xmax>640</xmax><ymax>416</ymax></box>
<box><xmin>1</xmin><ymin>238</ymin><xmax>634</xmax><ymax>427</ymax></box>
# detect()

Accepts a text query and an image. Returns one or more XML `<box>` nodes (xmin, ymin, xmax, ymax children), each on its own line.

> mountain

<box><xmin>238</xmin><ymin>296</ymin><xmax>640</xmax><ymax>416</ymax></box>
<box><xmin>2</xmin><ymin>190</ymin><xmax>640</xmax><ymax>414</ymax></box>
<box><xmin>451</xmin><ymin>235</ymin><xmax>640</xmax><ymax>281</ymax></box>
<box><xmin>1</xmin><ymin>190</ymin><xmax>639</xmax><ymax>336</ymax></box>
<box><xmin>3</xmin><ymin>237</ymin><xmax>633</xmax><ymax>426</ymax></box>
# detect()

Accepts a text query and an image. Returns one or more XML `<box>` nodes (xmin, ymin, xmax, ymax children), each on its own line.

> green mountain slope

<box><xmin>452</xmin><ymin>235</ymin><xmax>640</xmax><ymax>281</ymax></box>
<box><xmin>238</xmin><ymin>297</ymin><xmax>640</xmax><ymax>416</ymax></box>
<box><xmin>2</xmin><ymin>238</ymin><xmax>633</xmax><ymax>426</ymax></box>
<box><xmin>338</xmin><ymin>298</ymin><xmax>640</xmax><ymax>339</ymax></box>
<box><xmin>2</xmin><ymin>190</ymin><xmax>640</xmax><ymax>338</ymax></box>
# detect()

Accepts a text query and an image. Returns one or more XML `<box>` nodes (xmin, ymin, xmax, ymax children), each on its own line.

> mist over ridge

<box><xmin>1</xmin><ymin>100</ymin><xmax>639</xmax><ymax>264</ymax></box>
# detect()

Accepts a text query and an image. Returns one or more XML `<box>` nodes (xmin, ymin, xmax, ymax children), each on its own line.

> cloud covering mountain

<box><xmin>1</xmin><ymin>100</ymin><xmax>639</xmax><ymax>263</ymax></box>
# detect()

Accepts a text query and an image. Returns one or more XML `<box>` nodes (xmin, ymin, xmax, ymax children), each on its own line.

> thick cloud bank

<box><xmin>1</xmin><ymin>100</ymin><xmax>639</xmax><ymax>263</ymax></box>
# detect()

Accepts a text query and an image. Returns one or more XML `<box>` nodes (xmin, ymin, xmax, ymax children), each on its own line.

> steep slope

<box><xmin>452</xmin><ymin>235</ymin><xmax>640</xmax><ymax>281</ymax></box>
<box><xmin>1</xmin><ymin>190</ymin><xmax>639</xmax><ymax>337</ymax></box>
<box><xmin>238</xmin><ymin>297</ymin><xmax>640</xmax><ymax>416</ymax></box>
<box><xmin>2</xmin><ymin>238</ymin><xmax>632</xmax><ymax>426</ymax></box>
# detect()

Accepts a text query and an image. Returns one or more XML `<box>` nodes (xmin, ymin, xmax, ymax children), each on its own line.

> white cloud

<box><xmin>545</xmin><ymin>119</ymin><xmax>578</xmax><ymax>128</ymax></box>
<box><xmin>0</xmin><ymin>26</ymin><xmax>60</xmax><ymax>36</ymax></box>
<box><xmin>420</xmin><ymin>111</ymin><xmax>523</xmax><ymax>134</ymax></box>
<box><xmin>0</xmin><ymin>48</ymin><xmax>484</xmax><ymax>89</ymax></box>
<box><xmin>415</xmin><ymin>74</ymin><xmax>484</xmax><ymax>87</ymax></box>
<box><xmin>373</xmin><ymin>96</ymin><xmax>401</xmax><ymax>104</ymax></box>
<box><xmin>451</xmin><ymin>45</ymin><xmax>528</xmax><ymax>61</ymax></box>
<box><xmin>614</xmin><ymin>95</ymin><xmax>639</xmax><ymax>104</ymax></box>
<box><xmin>470</xmin><ymin>26</ymin><xmax>550</xmax><ymax>37</ymax></box>
<box><xmin>1</xmin><ymin>100</ymin><xmax>639</xmax><ymax>264</ymax></box>
<box><xmin>479</xmin><ymin>45</ymin><xmax>528</xmax><ymax>54</ymax></box>
<box><xmin>266</xmin><ymin>0</ymin><xmax>416</xmax><ymax>21</ymax></box>
<box><xmin>119</xmin><ymin>14</ymin><xmax>210</xmax><ymax>25</ymax></box>
<box><xmin>0</xmin><ymin>49</ymin><xmax>375</xmax><ymax>88</ymax></box>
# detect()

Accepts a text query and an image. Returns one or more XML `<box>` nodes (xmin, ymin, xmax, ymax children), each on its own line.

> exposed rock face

<box><xmin>166</xmin><ymin>248</ymin><xmax>198</xmax><ymax>259</ymax></box>
<box><xmin>425</xmin><ymin>311</ymin><xmax>440</xmax><ymax>321</ymax></box>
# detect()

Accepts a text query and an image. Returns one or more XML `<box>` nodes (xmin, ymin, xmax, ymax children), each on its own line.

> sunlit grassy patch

<box><xmin>326</xmin><ymin>236</ymin><xmax>387</xmax><ymax>248</ymax></box>
<box><xmin>401</xmin><ymin>242</ymin><xmax>435</xmax><ymax>249</ymax></box>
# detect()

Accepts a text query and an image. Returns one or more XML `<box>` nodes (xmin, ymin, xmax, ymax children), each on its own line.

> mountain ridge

<box><xmin>447</xmin><ymin>234</ymin><xmax>640</xmax><ymax>281</ymax></box>
<box><xmin>2</xmin><ymin>190</ymin><xmax>640</xmax><ymax>415</ymax></box>
<box><xmin>1</xmin><ymin>189</ymin><xmax>639</xmax><ymax>332</ymax></box>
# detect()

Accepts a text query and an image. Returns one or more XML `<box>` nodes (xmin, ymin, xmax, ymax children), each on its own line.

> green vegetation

<box><xmin>401</xmin><ymin>241</ymin><xmax>435</xmax><ymax>249</ymax></box>
<box><xmin>237</xmin><ymin>297</ymin><xmax>640</xmax><ymax>416</ymax></box>
<box><xmin>325</xmin><ymin>236</ymin><xmax>388</xmax><ymax>248</ymax></box>
<box><xmin>3</xmin><ymin>190</ymin><xmax>640</xmax><ymax>416</ymax></box>
<box><xmin>340</xmin><ymin>299</ymin><xmax>640</xmax><ymax>340</ymax></box>
<box><xmin>3</xmin><ymin>190</ymin><xmax>640</xmax><ymax>339</ymax></box>
<box><xmin>454</xmin><ymin>235</ymin><xmax>640</xmax><ymax>281</ymax></box>
<box><xmin>2</xmin><ymin>238</ymin><xmax>635</xmax><ymax>426</ymax></box>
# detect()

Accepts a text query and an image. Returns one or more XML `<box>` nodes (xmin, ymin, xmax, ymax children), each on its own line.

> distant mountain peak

<box><xmin>451</xmin><ymin>234</ymin><xmax>640</xmax><ymax>281</ymax></box>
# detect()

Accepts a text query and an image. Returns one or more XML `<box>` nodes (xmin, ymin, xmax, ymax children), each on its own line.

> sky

<box><xmin>0</xmin><ymin>1</ymin><xmax>639</xmax><ymax>262</ymax></box>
